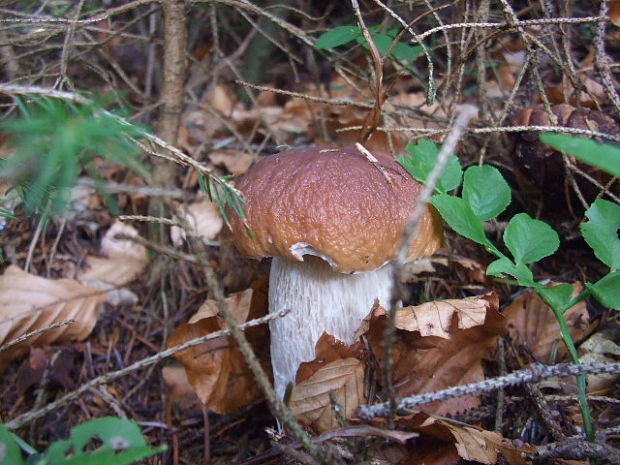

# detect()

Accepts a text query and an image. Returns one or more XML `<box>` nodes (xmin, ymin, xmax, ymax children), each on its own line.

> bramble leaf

<box><xmin>486</xmin><ymin>258</ymin><xmax>537</xmax><ymax>288</ymax></box>
<box><xmin>581</xmin><ymin>199</ymin><xmax>620</xmax><ymax>271</ymax></box>
<box><xmin>504</xmin><ymin>213</ymin><xmax>559</xmax><ymax>265</ymax></box>
<box><xmin>315</xmin><ymin>26</ymin><xmax>360</xmax><ymax>49</ymax></box>
<box><xmin>397</xmin><ymin>139</ymin><xmax>462</xmax><ymax>193</ymax></box>
<box><xmin>462</xmin><ymin>165</ymin><xmax>511</xmax><ymax>221</ymax></box>
<box><xmin>586</xmin><ymin>271</ymin><xmax>620</xmax><ymax>310</ymax></box>
<box><xmin>537</xmin><ymin>283</ymin><xmax>575</xmax><ymax>312</ymax></box>
<box><xmin>429</xmin><ymin>194</ymin><xmax>488</xmax><ymax>246</ymax></box>
<box><xmin>540</xmin><ymin>134</ymin><xmax>620</xmax><ymax>178</ymax></box>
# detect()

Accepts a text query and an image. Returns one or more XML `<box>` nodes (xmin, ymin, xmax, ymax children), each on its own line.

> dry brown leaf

<box><xmin>170</xmin><ymin>198</ymin><xmax>224</xmax><ymax>246</ymax></box>
<box><xmin>394</xmin><ymin>293</ymin><xmax>498</xmax><ymax>338</ymax></box>
<box><xmin>365</xmin><ymin>295</ymin><xmax>506</xmax><ymax>415</ymax></box>
<box><xmin>209</xmin><ymin>150</ymin><xmax>256</xmax><ymax>176</ymax></box>
<box><xmin>392</xmin><ymin>413</ymin><xmax>531</xmax><ymax>465</ymax></box>
<box><xmin>289</xmin><ymin>357</ymin><xmax>366</xmax><ymax>433</ymax></box>
<box><xmin>504</xmin><ymin>284</ymin><xmax>589</xmax><ymax>362</ymax></box>
<box><xmin>78</xmin><ymin>221</ymin><xmax>148</xmax><ymax>288</ymax></box>
<box><xmin>167</xmin><ymin>283</ymin><xmax>269</xmax><ymax>414</ymax></box>
<box><xmin>162</xmin><ymin>365</ymin><xmax>202</xmax><ymax>411</ymax></box>
<box><xmin>0</xmin><ymin>265</ymin><xmax>105</xmax><ymax>369</ymax></box>
<box><xmin>580</xmin><ymin>333</ymin><xmax>620</xmax><ymax>393</ymax></box>
<box><xmin>611</xmin><ymin>1</ymin><xmax>620</xmax><ymax>27</ymax></box>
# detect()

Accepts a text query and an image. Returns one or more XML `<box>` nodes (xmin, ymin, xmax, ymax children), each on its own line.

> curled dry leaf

<box><xmin>580</xmin><ymin>332</ymin><xmax>620</xmax><ymax>393</ymax></box>
<box><xmin>167</xmin><ymin>281</ymin><xmax>269</xmax><ymax>414</ymax></box>
<box><xmin>364</xmin><ymin>294</ymin><xmax>506</xmax><ymax>415</ymax></box>
<box><xmin>287</xmin><ymin>334</ymin><xmax>365</xmax><ymax>432</ymax></box>
<box><xmin>289</xmin><ymin>356</ymin><xmax>366</xmax><ymax>433</ymax></box>
<box><xmin>77</xmin><ymin>221</ymin><xmax>148</xmax><ymax>289</ymax></box>
<box><xmin>162</xmin><ymin>365</ymin><xmax>202</xmax><ymax>411</ymax></box>
<box><xmin>0</xmin><ymin>266</ymin><xmax>105</xmax><ymax>369</ymax></box>
<box><xmin>388</xmin><ymin>413</ymin><xmax>531</xmax><ymax>465</ymax></box>
<box><xmin>170</xmin><ymin>198</ymin><xmax>224</xmax><ymax>246</ymax></box>
<box><xmin>394</xmin><ymin>293</ymin><xmax>498</xmax><ymax>338</ymax></box>
<box><xmin>209</xmin><ymin>149</ymin><xmax>256</xmax><ymax>176</ymax></box>
<box><xmin>504</xmin><ymin>284</ymin><xmax>589</xmax><ymax>362</ymax></box>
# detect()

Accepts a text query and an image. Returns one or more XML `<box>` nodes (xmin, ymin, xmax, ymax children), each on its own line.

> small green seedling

<box><xmin>1</xmin><ymin>96</ymin><xmax>149</xmax><ymax>216</ymax></box>
<box><xmin>315</xmin><ymin>25</ymin><xmax>423</xmax><ymax>63</ymax></box>
<box><xmin>398</xmin><ymin>137</ymin><xmax>620</xmax><ymax>441</ymax></box>
<box><xmin>0</xmin><ymin>417</ymin><xmax>166</xmax><ymax>465</ymax></box>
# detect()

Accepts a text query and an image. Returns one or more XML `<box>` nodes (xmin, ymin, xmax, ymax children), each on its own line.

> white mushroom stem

<box><xmin>269</xmin><ymin>255</ymin><xmax>394</xmax><ymax>399</ymax></box>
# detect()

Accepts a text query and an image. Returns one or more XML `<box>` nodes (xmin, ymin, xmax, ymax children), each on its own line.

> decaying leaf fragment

<box><xmin>289</xmin><ymin>334</ymin><xmax>366</xmax><ymax>432</ymax></box>
<box><xmin>170</xmin><ymin>198</ymin><xmax>224</xmax><ymax>246</ymax></box>
<box><xmin>77</xmin><ymin>221</ymin><xmax>149</xmax><ymax>288</ymax></box>
<box><xmin>167</xmin><ymin>282</ymin><xmax>269</xmax><ymax>414</ymax></box>
<box><xmin>0</xmin><ymin>265</ymin><xmax>105</xmax><ymax>369</ymax></box>
<box><xmin>394</xmin><ymin>293</ymin><xmax>498</xmax><ymax>338</ymax></box>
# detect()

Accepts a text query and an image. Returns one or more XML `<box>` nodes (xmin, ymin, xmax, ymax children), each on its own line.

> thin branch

<box><xmin>4</xmin><ymin>310</ymin><xmax>288</xmax><ymax>430</ymax></box>
<box><xmin>358</xmin><ymin>362</ymin><xmax>620</xmax><ymax>420</ymax></box>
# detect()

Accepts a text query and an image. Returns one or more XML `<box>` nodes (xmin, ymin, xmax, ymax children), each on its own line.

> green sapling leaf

<box><xmin>315</xmin><ymin>26</ymin><xmax>360</xmax><ymax>50</ymax></box>
<box><xmin>504</xmin><ymin>213</ymin><xmax>560</xmax><ymax>265</ymax></box>
<box><xmin>537</xmin><ymin>283</ymin><xmax>575</xmax><ymax>312</ymax></box>
<box><xmin>44</xmin><ymin>417</ymin><xmax>165</xmax><ymax>465</ymax></box>
<box><xmin>0</xmin><ymin>424</ymin><xmax>25</xmax><ymax>465</ymax></box>
<box><xmin>540</xmin><ymin>134</ymin><xmax>620</xmax><ymax>178</ymax></box>
<box><xmin>396</xmin><ymin>139</ymin><xmax>463</xmax><ymax>193</ymax></box>
<box><xmin>462</xmin><ymin>165</ymin><xmax>511</xmax><ymax>221</ymax></box>
<box><xmin>586</xmin><ymin>271</ymin><xmax>620</xmax><ymax>310</ymax></box>
<box><xmin>486</xmin><ymin>257</ymin><xmax>537</xmax><ymax>287</ymax></box>
<box><xmin>429</xmin><ymin>194</ymin><xmax>488</xmax><ymax>246</ymax></box>
<box><xmin>581</xmin><ymin>198</ymin><xmax>620</xmax><ymax>271</ymax></box>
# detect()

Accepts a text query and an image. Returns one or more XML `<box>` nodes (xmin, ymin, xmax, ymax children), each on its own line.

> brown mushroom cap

<box><xmin>230</xmin><ymin>146</ymin><xmax>442</xmax><ymax>273</ymax></box>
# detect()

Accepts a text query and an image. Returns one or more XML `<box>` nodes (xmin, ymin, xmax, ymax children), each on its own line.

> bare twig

<box><xmin>4</xmin><ymin>310</ymin><xmax>288</xmax><ymax>430</ymax></box>
<box><xmin>358</xmin><ymin>362</ymin><xmax>620</xmax><ymax>420</ymax></box>
<box><xmin>381</xmin><ymin>105</ymin><xmax>478</xmax><ymax>427</ymax></box>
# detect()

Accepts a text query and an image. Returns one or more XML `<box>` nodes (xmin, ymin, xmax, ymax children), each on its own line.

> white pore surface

<box><xmin>269</xmin><ymin>256</ymin><xmax>393</xmax><ymax>399</ymax></box>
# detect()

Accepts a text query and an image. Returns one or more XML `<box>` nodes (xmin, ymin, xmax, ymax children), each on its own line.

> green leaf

<box><xmin>392</xmin><ymin>43</ymin><xmax>423</xmax><ymax>62</ymax></box>
<box><xmin>537</xmin><ymin>283</ymin><xmax>575</xmax><ymax>311</ymax></box>
<box><xmin>581</xmin><ymin>198</ymin><xmax>620</xmax><ymax>271</ymax></box>
<box><xmin>44</xmin><ymin>417</ymin><xmax>165</xmax><ymax>465</ymax></box>
<box><xmin>396</xmin><ymin>139</ymin><xmax>462</xmax><ymax>193</ymax></box>
<box><xmin>429</xmin><ymin>194</ymin><xmax>488</xmax><ymax>245</ymax></box>
<box><xmin>587</xmin><ymin>271</ymin><xmax>620</xmax><ymax>310</ymax></box>
<box><xmin>0</xmin><ymin>424</ymin><xmax>25</xmax><ymax>465</ymax></box>
<box><xmin>486</xmin><ymin>257</ymin><xmax>537</xmax><ymax>287</ymax></box>
<box><xmin>540</xmin><ymin>134</ymin><xmax>620</xmax><ymax>178</ymax></box>
<box><xmin>504</xmin><ymin>213</ymin><xmax>559</xmax><ymax>265</ymax></box>
<box><xmin>315</xmin><ymin>25</ymin><xmax>360</xmax><ymax>50</ymax></box>
<box><xmin>462</xmin><ymin>165</ymin><xmax>511</xmax><ymax>221</ymax></box>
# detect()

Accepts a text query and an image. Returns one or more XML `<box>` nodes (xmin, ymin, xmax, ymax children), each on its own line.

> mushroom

<box><xmin>229</xmin><ymin>145</ymin><xmax>442</xmax><ymax>399</ymax></box>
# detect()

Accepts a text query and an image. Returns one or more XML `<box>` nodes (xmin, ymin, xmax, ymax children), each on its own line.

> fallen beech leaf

<box><xmin>170</xmin><ymin>198</ymin><xmax>224</xmax><ymax>246</ymax></box>
<box><xmin>209</xmin><ymin>150</ymin><xmax>256</xmax><ymax>176</ymax></box>
<box><xmin>289</xmin><ymin>357</ymin><xmax>366</xmax><ymax>433</ymax></box>
<box><xmin>611</xmin><ymin>1</ymin><xmax>620</xmax><ymax>27</ymax></box>
<box><xmin>162</xmin><ymin>365</ymin><xmax>202</xmax><ymax>411</ymax></box>
<box><xmin>365</xmin><ymin>295</ymin><xmax>506</xmax><ymax>415</ymax></box>
<box><xmin>393</xmin><ymin>413</ymin><xmax>531</xmax><ymax>465</ymax></box>
<box><xmin>296</xmin><ymin>333</ymin><xmax>364</xmax><ymax>384</ymax></box>
<box><xmin>0</xmin><ymin>266</ymin><xmax>105</xmax><ymax>369</ymax></box>
<box><xmin>190</xmin><ymin>288</ymin><xmax>253</xmax><ymax>324</ymax></box>
<box><xmin>395</xmin><ymin>293</ymin><xmax>498</xmax><ymax>338</ymax></box>
<box><xmin>167</xmin><ymin>284</ymin><xmax>269</xmax><ymax>414</ymax></box>
<box><xmin>580</xmin><ymin>333</ymin><xmax>620</xmax><ymax>393</ymax></box>
<box><xmin>504</xmin><ymin>284</ymin><xmax>589</xmax><ymax>361</ymax></box>
<box><xmin>78</xmin><ymin>221</ymin><xmax>148</xmax><ymax>288</ymax></box>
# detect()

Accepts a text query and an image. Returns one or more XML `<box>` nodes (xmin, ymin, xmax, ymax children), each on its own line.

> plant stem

<box><xmin>540</xmin><ymin>291</ymin><xmax>595</xmax><ymax>442</ymax></box>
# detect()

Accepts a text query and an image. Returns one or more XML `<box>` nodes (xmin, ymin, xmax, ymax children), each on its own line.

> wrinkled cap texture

<box><xmin>230</xmin><ymin>146</ymin><xmax>442</xmax><ymax>273</ymax></box>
